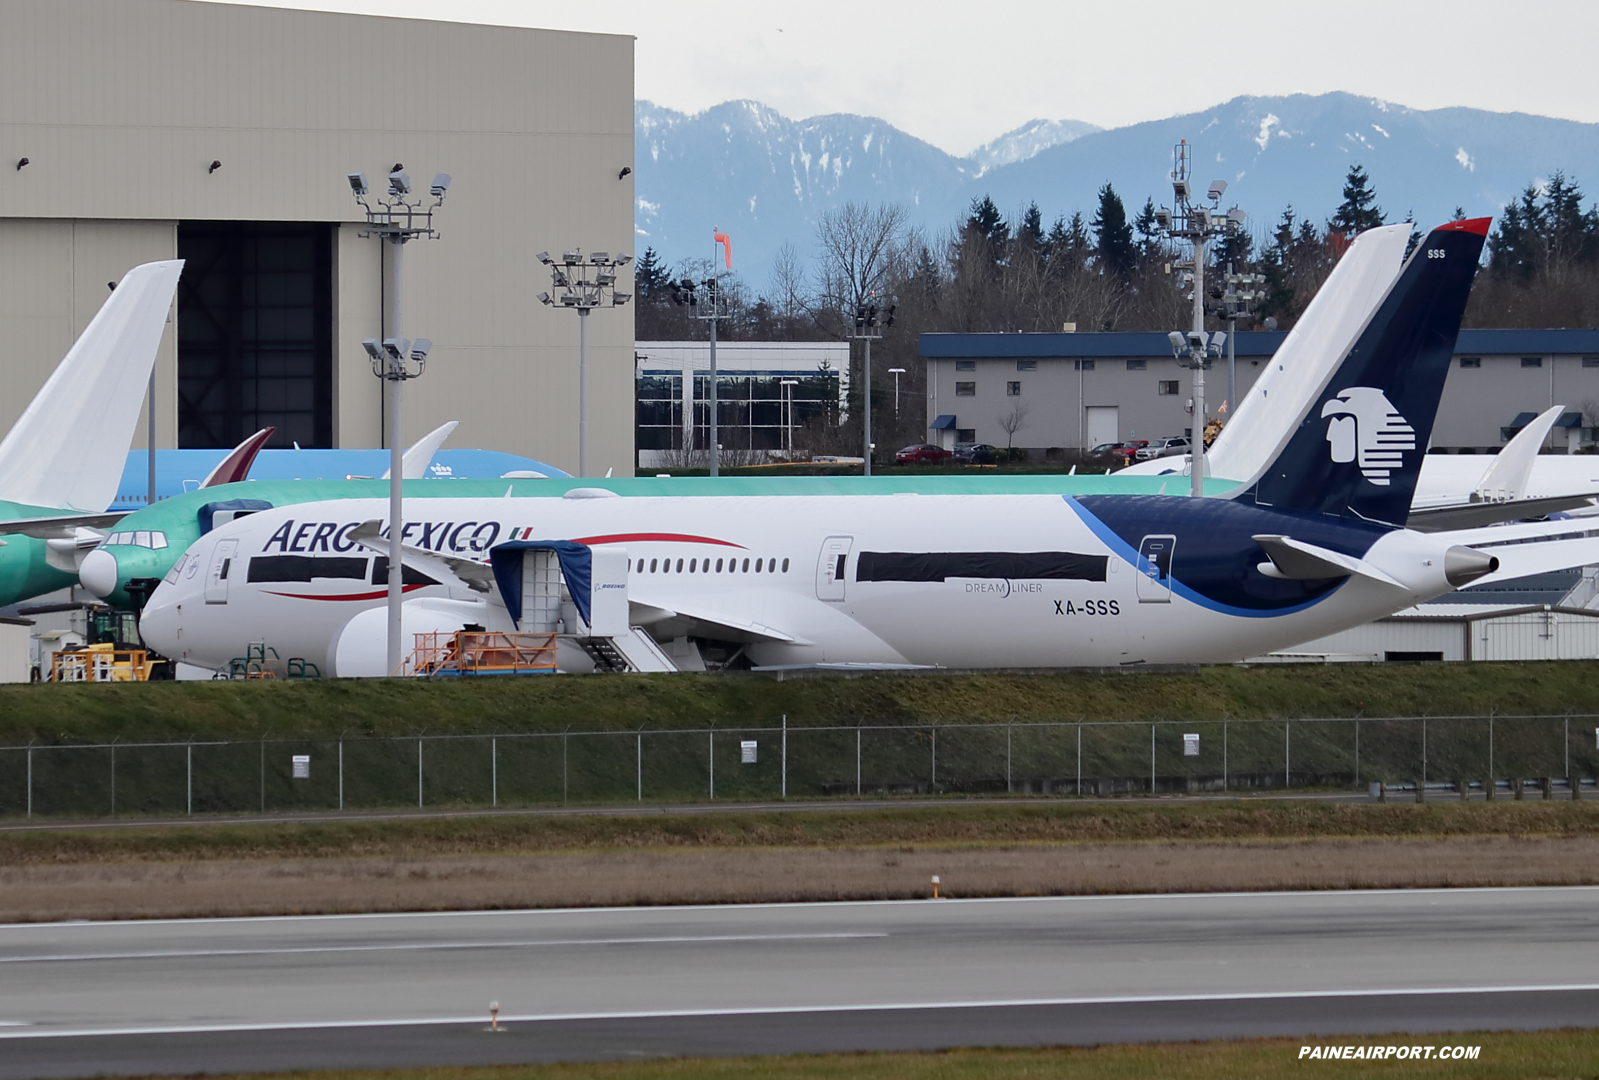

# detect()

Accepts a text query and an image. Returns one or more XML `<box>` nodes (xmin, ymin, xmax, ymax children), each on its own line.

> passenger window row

<box><xmin>628</xmin><ymin>556</ymin><xmax>790</xmax><ymax>575</ymax></box>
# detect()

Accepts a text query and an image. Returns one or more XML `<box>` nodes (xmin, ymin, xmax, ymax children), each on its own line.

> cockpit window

<box><xmin>103</xmin><ymin>531</ymin><xmax>167</xmax><ymax>549</ymax></box>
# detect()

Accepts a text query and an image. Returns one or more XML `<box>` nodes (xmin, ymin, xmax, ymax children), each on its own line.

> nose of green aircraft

<box><xmin>79</xmin><ymin>547</ymin><xmax>119</xmax><ymax>598</ymax></box>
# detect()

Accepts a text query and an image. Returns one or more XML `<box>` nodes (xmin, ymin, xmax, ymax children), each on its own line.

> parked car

<box><xmin>1092</xmin><ymin>440</ymin><xmax>1146</xmax><ymax>466</ymax></box>
<box><xmin>895</xmin><ymin>443</ymin><xmax>953</xmax><ymax>465</ymax></box>
<box><xmin>952</xmin><ymin>442</ymin><xmax>999</xmax><ymax>464</ymax></box>
<box><xmin>1137</xmin><ymin>436</ymin><xmax>1190</xmax><ymax>461</ymax></box>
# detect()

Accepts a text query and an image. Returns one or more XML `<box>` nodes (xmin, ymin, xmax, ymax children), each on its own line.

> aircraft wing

<box><xmin>348</xmin><ymin>519</ymin><xmax>497</xmax><ymax>595</ymax></box>
<box><xmin>627</xmin><ymin>598</ymin><xmax>798</xmax><ymax>644</ymax></box>
<box><xmin>0</xmin><ymin>512</ymin><xmax>127</xmax><ymax>539</ymax></box>
<box><xmin>1406</xmin><ymin>493</ymin><xmax>1598</xmax><ymax>532</ymax></box>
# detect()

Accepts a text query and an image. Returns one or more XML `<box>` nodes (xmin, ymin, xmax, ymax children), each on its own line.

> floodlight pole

<box><xmin>536</xmin><ymin>250</ymin><xmax>633</xmax><ymax>478</ymax></box>
<box><xmin>348</xmin><ymin>168</ymin><xmax>447</xmax><ymax>677</ymax></box>
<box><xmin>846</xmin><ymin>299</ymin><xmax>891</xmax><ymax>476</ymax></box>
<box><xmin>1155</xmin><ymin>141</ymin><xmax>1244</xmax><ymax>499</ymax></box>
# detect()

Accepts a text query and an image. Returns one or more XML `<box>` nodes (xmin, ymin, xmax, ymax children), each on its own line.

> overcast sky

<box><xmin>212</xmin><ymin>0</ymin><xmax>1599</xmax><ymax>156</ymax></box>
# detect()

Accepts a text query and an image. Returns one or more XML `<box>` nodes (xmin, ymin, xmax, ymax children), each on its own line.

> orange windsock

<box><xmin>714</xmin><ymin>231</ymin><xmax>732</xmax><ymax>269</ymax></box>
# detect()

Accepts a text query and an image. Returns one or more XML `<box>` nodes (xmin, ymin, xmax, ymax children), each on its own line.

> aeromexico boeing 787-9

<box><xmin>139</xmin><ymin>218</ymin><xmax>1599</xmax><ymax>674</ymax></box>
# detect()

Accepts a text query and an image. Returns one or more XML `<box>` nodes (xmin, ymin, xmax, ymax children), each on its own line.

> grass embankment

<box><xmin>116</xmin><ymin>1031</ymin><xmax>1599</xmax><ymax>1080</ymax></box>
<box><xmin>7</xmin><ymin>801</ymin><xmax>1599</xmax><ymax>921</ymax></box>
<box><xmin>3</xmin><ymin>661</ymin><xmax>1597</xmax><ymax>744</ymax></box>
<box><xmin>3</xmin><ymin>664</ymin><xmax>1595</xmax><ymax>821</ymax></box>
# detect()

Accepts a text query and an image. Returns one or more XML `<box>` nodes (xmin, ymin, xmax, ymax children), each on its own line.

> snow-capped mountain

<box><xmin>635</xmin><ymin>93</ymin><xmax>1599</xmax><ymax>286</ymax></box>
<box><xmin>965</xmin><ymin>119</ymin><xmax>1101</xmax><ymax>179</ymax></box>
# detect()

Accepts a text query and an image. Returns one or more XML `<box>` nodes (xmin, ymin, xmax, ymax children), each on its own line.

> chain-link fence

<box><xmin>2</xmin><ymin>713</ymin><xmax>1597</xmax><ymax>820</ymax></box>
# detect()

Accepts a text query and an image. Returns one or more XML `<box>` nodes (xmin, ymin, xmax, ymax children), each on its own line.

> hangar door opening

<box><xmin>177</xmin><ymin>222</ymin><xmax>334</xmax><ymax>450</ymax></box>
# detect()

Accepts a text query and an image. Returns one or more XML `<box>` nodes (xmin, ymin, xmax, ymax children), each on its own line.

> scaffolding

<box><xmin>409</xmin><ymin>630</ymin><xmax>559</xmax><ymax>677</ymax></box>
<box><xmin>50</xmin><ymin>643</ymin><xmax>158</xmax><ymax>683</ymax></box>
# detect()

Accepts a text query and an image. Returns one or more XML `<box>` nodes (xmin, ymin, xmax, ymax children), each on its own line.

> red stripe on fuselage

<box><xmin>572</xmin><ymin>532</ymin><xmax>745</xmax><ymax>549</ymax></box>
<box><xmin>262</xmin><ymin>584</ymin><xmax>431</xmax><ymax>601</ymax></box>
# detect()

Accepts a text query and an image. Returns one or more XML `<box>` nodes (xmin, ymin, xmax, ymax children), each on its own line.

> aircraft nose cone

<box><xmin>138</xmin><ymin>588</ymin><xmax>181</xmax><ymax>658</ymax></box>
<box><xmin>79</xmin><ymin>548</ymin><xmax>119</xmax><ymax>598</ymax></box>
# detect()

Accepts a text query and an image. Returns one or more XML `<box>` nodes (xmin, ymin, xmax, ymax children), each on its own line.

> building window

<box><xmin>1458</xmin><ymin>357</ymin><xmax>1481</xmax><ymax>369</ymax></box>
<box><xmin>1074</xmin><ymin>359</ymin><xmax>1095</xmax><ymax>371</ymax></box>
<box><xmin>1007</xmin><ymin>381</ymin><xmax>1021</xmax><ymax>396</ymax></box>
<box><xmin>1016</xmin><ymin>360</ymin><xmax>1037</xmax><ymax>371</ymax></box>
<box><xmin>1522</xmin><ymin>356</ymin><xmax>1543</xmax><ymax>368</ymax></box>
<box><xmin>1126</xmin><ymin>359</ymin><xmax>1147</xmax><ymax>371</ymax></box>
<box><xmin>955</xmin><ymin>382</ymin><xmax>976</xmax><ymax>396</ymax></box>
<box><xmin>1584</xmin><ymin>358</ymin><xmax>1599</xmax><ymax>368</ymax></box>
<box><xmin>955</xmin><ymin>360</ymin><xmax>976</xmax><ymax>371</ymax></box>
<box><xmin>957</xmin><ymin>428</ymin><xmax>976</xmax><ymax>442</ymax></box>
<box><xmin>1158</xmin><ymin>381</ymin><xmax>1180</xmax><ymax>395</ymax></box>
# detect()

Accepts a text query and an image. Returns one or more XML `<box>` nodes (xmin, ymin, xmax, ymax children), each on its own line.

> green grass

<box><xmin>9</xmin><ymin>800</ymin><xmax>1599</xmax><ymax>864</ymax></box>
<box><xmin>3</xmin><ymin>664</ymin><xmax>1595</xmax><ymax>821</ymax></box>
<box><xmin>4</xmin><ymin>662</ymin><xmax>1598</xmax><ymax>744</ymax></box>
<box><xmin>119</xmin><ymin>1029</ymin><xmax>1599</xmax><ymax>1079</ymax></box>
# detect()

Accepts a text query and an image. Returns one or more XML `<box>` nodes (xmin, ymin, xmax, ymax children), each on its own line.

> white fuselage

<box><xmin>139</xmin><ymin>493</ymin><xmax>1467</xmax><ymax>675</ymax></box>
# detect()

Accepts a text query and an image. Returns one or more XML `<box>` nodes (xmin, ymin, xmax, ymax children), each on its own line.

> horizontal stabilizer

<box><xmin>1407</xmin><ymin>492</ymin><xmax>1597</xmax><ymax>531</ymax></box>
<box><xmin>1252</xmin><ymin>534</ymin><xmax>1404</xmax><ymax>588</ymax></box>
<box><xmin>348</xmin><ymin>519</ymin><xmax>496</xmax><ymax>595</ymax></box>
<box><xmin>0</xmin><ymin>260</ymin><xmax>182</xmax><ymax>512</ymax></box>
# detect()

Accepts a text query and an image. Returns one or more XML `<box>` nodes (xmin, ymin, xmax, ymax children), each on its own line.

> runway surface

<box><xmin>3</xmin><ymin>887</ymin><xmax>1598</xmax><ymax>1077</ymax></box>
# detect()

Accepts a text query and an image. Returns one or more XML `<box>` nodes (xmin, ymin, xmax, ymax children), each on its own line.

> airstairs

<box><xmin>499</xmin><ymin>544</ymin><xmax>677</xmax><ymax>673</ymax></box>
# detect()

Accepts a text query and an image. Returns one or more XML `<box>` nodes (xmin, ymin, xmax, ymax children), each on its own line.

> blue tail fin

<box><xmin>1233</xmin><ymin>218</ymin><xmax>1489</xmax><ymax>526</ymax></box>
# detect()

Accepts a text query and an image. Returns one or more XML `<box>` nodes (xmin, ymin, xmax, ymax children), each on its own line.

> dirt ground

<box><xmin>5</xmin><ymin>836</ymin><xmax>1599</xmax><ymax>921</ymax></box>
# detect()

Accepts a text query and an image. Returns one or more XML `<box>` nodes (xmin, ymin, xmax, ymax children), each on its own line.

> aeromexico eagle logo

<box><xmin>1320</xmin><ymin>387</ymin><xmax>1415</xmax><ymax>486</ymax></box>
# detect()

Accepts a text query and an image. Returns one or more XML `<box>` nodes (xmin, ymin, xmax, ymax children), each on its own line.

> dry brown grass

<box><xmin>6</xmin><ymin>835</ymin><xmax>1599</xmax><ymax>922</ymax></box>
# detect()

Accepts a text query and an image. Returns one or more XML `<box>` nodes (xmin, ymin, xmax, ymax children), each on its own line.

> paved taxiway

<box><xmin>3</xmin><ymin>887</ymin><xmax>1597</xmax><ymax>1077</ymax></box>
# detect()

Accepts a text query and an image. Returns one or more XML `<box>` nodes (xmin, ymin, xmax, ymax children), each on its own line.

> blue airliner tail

<box><xmin>1233</xmin><ymin>218</ymin><xmax>1490</xmax><ymax>526</ymax></box>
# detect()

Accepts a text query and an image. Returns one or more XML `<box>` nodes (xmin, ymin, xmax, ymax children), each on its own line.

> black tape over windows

<box><xmin>856</xmin><ymin>551</ymin><xmax>1108</xmax><ymax>583</ymax></box>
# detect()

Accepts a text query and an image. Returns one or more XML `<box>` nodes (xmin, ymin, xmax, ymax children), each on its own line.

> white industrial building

<box><xmin>0</xmin><ymin>0</ymin><xmax>636</xmax><ymax>476</ymax></box>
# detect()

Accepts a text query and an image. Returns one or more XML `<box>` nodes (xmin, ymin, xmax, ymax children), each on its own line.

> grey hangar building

<box><xmin>921</xmin><ymin>329</ymin><xmax>1599</xmax><ymax>456</ymax></box>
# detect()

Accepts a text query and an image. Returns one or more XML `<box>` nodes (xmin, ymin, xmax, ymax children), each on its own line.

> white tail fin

<box><xmin>382</xmin><ymin>420</ymin><xmax>459</xmax><ymax>480</ymax></box>
<box><xmin>0</xmin><ymin>260</ymin><xmax>183</xmax><ymax>512</ymax></box>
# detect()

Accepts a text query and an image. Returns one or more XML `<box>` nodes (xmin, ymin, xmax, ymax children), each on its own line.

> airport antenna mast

<box><xmin>1153</xmin><ymin>141</ymin><xmax>1246</xmax><ymax>498</ymax></box>
<box><xmin>537</xmin><ymin>250</ymin><xmax>634</xmax><ymax>478</ymax></box>
<box><xmin>347</xmin><ymin>167</ymin><xmax>449</xmax><ymax>678</ymax></box>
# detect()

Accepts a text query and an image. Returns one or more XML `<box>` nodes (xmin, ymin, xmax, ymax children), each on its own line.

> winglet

<box><xmin>382</xmin><ymin>420</ymin><xmax>459</xmax><ymax>480</ymax></box>
<box><xmin>200</xmin><ymin>427</ymin><xmax>275</xmax><ymax>488</ymax></box>
<box><xmin>0</xmin><ymin>260</ymin><xmax>183</xmax><ymax>512</ymax></box>
<box><xmin>1474</xmin><ymin>404</ymin><xmax>1564</xmax><ymax>502</ymax></box>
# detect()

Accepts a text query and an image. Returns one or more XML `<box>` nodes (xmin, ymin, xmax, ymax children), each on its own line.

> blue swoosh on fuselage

<box><xmin>1067</xmin><ymin>494</ymin><xmax>1390</xmax><ymax>618</ymax></box>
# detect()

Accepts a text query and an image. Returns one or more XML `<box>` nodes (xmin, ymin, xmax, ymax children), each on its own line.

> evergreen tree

<box><xmin>1329</xmin><ymin>164</ymin><xmax>1385</xmax><ymax>236</ymax></box>
<box><xmin>1091</xmin><ymin>183</ymin><xmax>1135</xmax><ymax>279</ymax></box>
<box><xmin>634</xmin><ymin>247</ymin><xmax>673</xmax><ymax>304</ymax></box>
<box><xmin>1017</xmin><ymin>202</ymin><xmax>1045</xmax><ymax>256</ymax></box>
<box><xmin>966</xmin><ymin>195</ymin><xmax>1009</xmax><ymax>246</ymax></box>
<box><xmin>1133</xmin><ymin>196</ymin><xmax>1161</xmax><ymax>257</ymax></box>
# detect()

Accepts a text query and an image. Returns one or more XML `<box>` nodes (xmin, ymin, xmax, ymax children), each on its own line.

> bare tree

<box><xmin>767</xmin><ymin>241</ymin><xmax>810</xmax><ymax>322</ymax></box>
<box><xmin>814</xmin><ymin>202</ymin><xmax>910</xmax><ymax>323</ymax></box>
<box><xmin>997</xmin><ymin>401</ymin><xmax>1031</xmax><ymax>454</ymax></box>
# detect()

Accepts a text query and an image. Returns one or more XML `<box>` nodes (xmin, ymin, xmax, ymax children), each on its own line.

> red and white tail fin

<box><xmin>201</xmin><ymin>427</ymin><xmax>275</xmax><ymax>488</ymax></box>
<box><xmin>0</xmin><ymin>259</ymin><xmax>183</xmax><ymax>512</ymax></box>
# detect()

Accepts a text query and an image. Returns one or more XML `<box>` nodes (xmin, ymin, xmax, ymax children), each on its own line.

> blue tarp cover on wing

<box><xmin>489</xmin><ymin>540</ymin><xmax>594</xmax><ymax>628</ymax></box>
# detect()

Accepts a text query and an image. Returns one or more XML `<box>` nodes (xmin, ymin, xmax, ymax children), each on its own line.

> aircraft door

<box><xmin>1135</xmin><ymin>534</ymin><xmax>1175</xmax><ymax>603</ymax></box>
<box><xmin>205</xmin><ymin>539</ymin><xmax>239</xmax><ymax>605</ymax></box>
<box><xmin>816</xmin><ymin>536</ymin><xmax>853</xmax><ymax>601</ymax></box>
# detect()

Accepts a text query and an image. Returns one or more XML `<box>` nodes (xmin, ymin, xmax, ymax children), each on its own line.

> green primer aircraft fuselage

<box><xmin>85</xmin><ymin>472</ymin><xmax>1237</xmax><ymax>609</ymax></box>
<box><xmin>0</xmin><ymin>500</ymin><xmax>91</xmax><ymax>607</ymax></box>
